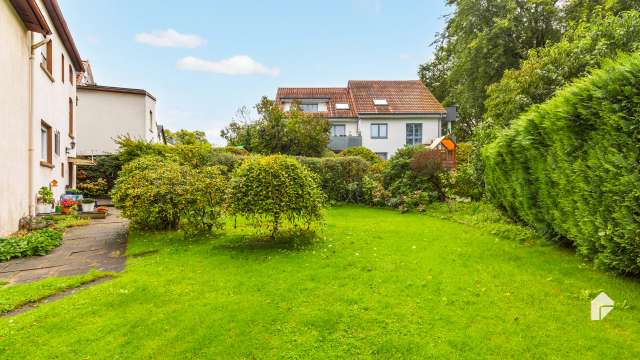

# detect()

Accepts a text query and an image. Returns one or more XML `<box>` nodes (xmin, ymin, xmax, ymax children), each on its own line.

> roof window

<box><xmin>335</xmin><ymin>103</ymin><xmax>350</xmax><ymax>110</ymax></box>
<box><xmin>373</xmin><ymin>99</ymin><xmax>388</xmax><ymax>106</ymax></box>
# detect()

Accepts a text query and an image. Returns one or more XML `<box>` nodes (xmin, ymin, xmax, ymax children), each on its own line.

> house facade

<box><xmin>276</xmin><ymin>80</ymin><xmax>448</xmax><ymax>159</ymax></box>
<box><xmin>76</xmin><ymin>82</ymin><xmax>162</xmax><ymax>156</ymax></box>
<box><xmin>1</xmin><ymin>0</ymin><xmax>83</xmax><ymax>236</ymax></box>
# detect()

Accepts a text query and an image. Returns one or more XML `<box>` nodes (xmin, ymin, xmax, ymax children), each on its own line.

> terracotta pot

<box><xmin>61</xmin><ymin>206</ymin><xmax>72</xmax><ymax>215</ymax></box>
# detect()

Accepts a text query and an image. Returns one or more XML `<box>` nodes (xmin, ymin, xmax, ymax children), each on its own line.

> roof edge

<box><xmin>42</xmin><ymin>0</ymin><xmax>82</xmax><ymax>71</ymax></box>
<box><xmin>78</xmin><ymin>84</ymin><xmax>157</xmax><ymax>101</ymax></box>
<box><xmin>9</xmin><ymin>0</ymin><xmax>51</xmax><ymax>34</ymax></box>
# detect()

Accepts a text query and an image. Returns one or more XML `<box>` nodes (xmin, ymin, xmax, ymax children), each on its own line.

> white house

<box><xmin>76</xmin><ymin>80</ymin><xmax>163</xmax><ymax>156</ymax></box>
<box><xmin>276</xmin><ymin>80</ymin><xmax>449</xmax><ymax>159</ymax></box>
<box><xmin>1</xmin><ymin>0</ymin><xmax>83</xmax><ymax>236</ymax></box>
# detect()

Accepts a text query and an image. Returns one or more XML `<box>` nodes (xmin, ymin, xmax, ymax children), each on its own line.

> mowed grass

<box><xmin>2</xmin><ymin>205</ymin><xmax>640</xmax><ymax>359</ymax></box>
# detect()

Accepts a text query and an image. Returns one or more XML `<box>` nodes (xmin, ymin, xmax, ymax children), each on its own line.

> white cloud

<box><xmin>135</xmin><ymin>29</ymin><xmax>205</xmax><ymax>48</ymax></box>
<box><xmin>176</xmin><ymin>55</ymin><xmax>280</xmax><ymax>76</ymax></box>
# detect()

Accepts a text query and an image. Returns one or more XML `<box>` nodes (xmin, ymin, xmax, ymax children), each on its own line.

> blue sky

<box><xmin>59</xmin><ymin>0</ymin><xmax>450</xmax><ymax>144</ymax></box>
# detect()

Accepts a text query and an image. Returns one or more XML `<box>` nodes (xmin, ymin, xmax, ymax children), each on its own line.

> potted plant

<box><xmin>81</xmin><ymin>198</ymin><xmax>96</xmax><ymax>212</ymax></box>
<box><xmin>65</xmin><ymin>188</ymin><xmax>81</xmax><ymax>195</ymax></box>
<box><xmin>36</xmin><ymin>187</ymin><xmax>53</xmax><ymax>214</ymax></box>
<box><xmin>59</xmin><ymin>198</ymin><xmax>77</xmax><ymax>215</ymax></box>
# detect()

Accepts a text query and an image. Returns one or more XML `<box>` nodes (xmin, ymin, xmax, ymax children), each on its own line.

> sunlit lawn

<box><xmin>1</xmin><ymin>205</ymin><xmax>640</xmax><ymax>359</ymax></box>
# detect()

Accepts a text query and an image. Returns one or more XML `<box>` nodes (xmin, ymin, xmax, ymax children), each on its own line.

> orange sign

<box><xmin>50</xmin><ymin>179</ymin><xmax>58</xmax><ymax>187</ymax></box>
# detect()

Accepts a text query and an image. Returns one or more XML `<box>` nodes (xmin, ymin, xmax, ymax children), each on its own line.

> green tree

<box><xmin>221</xmin><ymin>97</ymin><xmax>330</xmax><ymax>157</ymax></box>
<box><xmin>164</xmin><ymin>129</ymin><xmax>209</xmax><ymax>145</ymax></box>
<box><xmin>227</xmin><ymin>155</ymin><xmax>325</xmax><ymax>238</ymax></box>
<box><xmin>418</xmin><ymin>0</ymin><xmax>562</xmax><ymax>139</ymax></box>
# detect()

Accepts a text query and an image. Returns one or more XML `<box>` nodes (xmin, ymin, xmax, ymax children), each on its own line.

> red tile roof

<box><xmin>275</xmin><ymin>87</ymin><xmax>357</xmax><ymax>118</ymax></box>
<box><xmin>275</xmin><ymin>80</ymin><xmax>445</xmax><ymax>118</ymax></box>
<box><xmin>348</xmin><ymin>80</ymin><xmax>445</xmax><ymax>114</ymax></box>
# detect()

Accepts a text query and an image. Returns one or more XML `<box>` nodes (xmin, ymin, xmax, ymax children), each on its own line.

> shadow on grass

<box><xmin>215</xmin><ymin>229</ymin><xmax>319</xmax><ymax>252</ymax></box>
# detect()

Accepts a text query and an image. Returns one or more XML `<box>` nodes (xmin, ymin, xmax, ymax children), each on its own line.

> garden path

<box><xmin>0</xmin><ymin>209</ymin><xmax>128</xmax><ymax>284</ymax></box>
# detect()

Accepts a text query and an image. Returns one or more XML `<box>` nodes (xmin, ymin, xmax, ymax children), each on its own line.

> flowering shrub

<box><xmin>59</xmin><ymin>198</ymin><xmax>77</xmax><ymax>208</ymax></box>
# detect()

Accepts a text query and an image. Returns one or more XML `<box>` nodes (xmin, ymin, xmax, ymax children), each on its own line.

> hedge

<box><xmin>298</xmin><ymin>156</ymin><xmax>369</xmax><ymax>203</ymax></box>
<box><xmin>482</xmin><ymin>53</ymin><xmax>640</xmax><ymax>275</ymax></box>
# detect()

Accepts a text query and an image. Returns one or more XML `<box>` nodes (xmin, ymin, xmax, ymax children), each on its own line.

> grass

<box><xmin>0</xmin><ymin>270</ymin><xmax>111</xmax><ymax>314</ymax></box>
<box><xmin>1</xmin><ymin>204</ymin><xmax>640</xmax><ymax>358</ymax></box>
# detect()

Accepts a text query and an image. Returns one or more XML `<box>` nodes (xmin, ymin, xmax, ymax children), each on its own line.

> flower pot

<box><xmin>82</xmin><ymin>202</ymin><xmax>95</xmax><ymax>212</ymax></box>
<box><xmin>36</xmin><ymin>203</ymin><xmax>51</xmax><ymax>214</ymax></box>
<box><xmin>61</xmin><ymin>206</ymin><xmax>73</xmax><ymax>215</ymax></box>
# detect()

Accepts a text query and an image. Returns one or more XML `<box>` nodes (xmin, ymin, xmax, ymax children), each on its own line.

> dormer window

<box><xmin>373</xmin><ymin>99</ymin><xmax>388</xmax><ymax>106</ymax></box>
<box><xmin>299</xmin><ymin>103</ymin><xmax>319</xmax><ymax>112</ymax></box>
<box><xmin>335</xmin><ymin>103</ymin><xmax>349</xmax><ymax>110</ymax></box>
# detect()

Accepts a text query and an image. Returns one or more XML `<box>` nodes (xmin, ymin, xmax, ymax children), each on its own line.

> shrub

<box><xmin>482</xmin><ymin>53</ymin><xmax>640</xmax><ymax>275</ymax></box>
<box><xmin>77</xmin><ymin>178</ymin><xmax>108</xmax><ymax>198</ymax></box>
<box><xmin>0</xmin><ymin>229</ymin><xmax>62</xmax><ymax>262</ymax></box>
<box><xmin>180</xmin><ymin>166</ymin><xmax>227</xmax><ymax>236</ymax></box>
<box><xmin>111</xmin><ymin>156</ymin><xmax>189</xmax><ymax>230</ymax></box>
<box><xmin>298</xmin><ymin>156</ymin><xmax>369</xmax><ymax>203</ymax></box>
<box><xmin>338</xmin><ymin>146</ymin><xmax>381</xmax><ymax>163</ymax></box>
<box><xmin>37</xmin><ymin>187</ymin><xmax>53</xmax><ymax>204</ymax></box>
<box><xmin>227</xmin><ymin>155</ymin><xmax>325</xmax><ymax>237</ymax></box>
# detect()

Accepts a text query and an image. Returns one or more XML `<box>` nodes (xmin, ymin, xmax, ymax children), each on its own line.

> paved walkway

<box><xmin>0</xmin><ymin>210</ymin><xmax>128</xmax><ymax>284</ymax></box>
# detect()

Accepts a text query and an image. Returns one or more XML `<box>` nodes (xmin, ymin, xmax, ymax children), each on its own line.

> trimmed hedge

<box><xmin>298</xmin><ymin>156</ymin><xmax>370</xmax><ymax>203</ymax></box>
<box><xmin>482</xmin><ymin>53</ymin><xmax>640</xmax><ymax>275</ymax></box>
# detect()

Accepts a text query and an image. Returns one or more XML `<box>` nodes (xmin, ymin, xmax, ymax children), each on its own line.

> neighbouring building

<box><xmin>76</xmin><ymin>62</ymin><xmax>164</xmax><ymax>156</ymax></box>
<box><xmin>276</xmin><ymin>80</ymin><xmax>451</xmax><ymax>159</ymax></box>
<box><xmin>1</xmin><ymin>0</ymin><xmax>83</xmax><ymax>236</ymax></box>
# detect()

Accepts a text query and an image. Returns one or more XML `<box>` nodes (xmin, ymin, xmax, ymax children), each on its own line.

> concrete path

<box><xmin>0</xmin><ymin>210</ymin><xmax>128</xmax><ymax>284</ymax></box>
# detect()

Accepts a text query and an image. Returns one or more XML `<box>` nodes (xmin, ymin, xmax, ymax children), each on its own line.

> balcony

<box><xmin>328</xmin><ymin>135</ymin><xmax>362</xmax><ymax>152</ymax></box>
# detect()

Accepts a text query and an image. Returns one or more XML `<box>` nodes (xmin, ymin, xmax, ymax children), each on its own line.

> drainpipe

<box><xmin>28</xmin><ymin>32</ymin><xmax>35</xmax><ymax>216</ymax></box>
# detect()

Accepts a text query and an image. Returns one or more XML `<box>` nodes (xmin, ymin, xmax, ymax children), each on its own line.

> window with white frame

<box><xmin>299</xmin><ymin>103</ymin><xmax>319</xmax><ymax>112</ymax></box>
<box><xmin>331</xmin><ymin>124</ymin><xmax>346</xmax><ymax>136</ymax></box>
<box><xmin>54</xmin><ymin>131</ymin><xmax>60</xmax><ymax>155</ymax></box>
<box><xmin>371</xmin><ymin>123</ymin><xmax>388</xmax><ymax>139</ymax></box>
<box><xmin>406</xmin><ymin>123</ymin><xmax>423</xmax><ymax>145</ymax></box>
<box><xmin>40</xmin><ymin>121</ymin><xmax>52</xmax><ymax>164</ymax></box>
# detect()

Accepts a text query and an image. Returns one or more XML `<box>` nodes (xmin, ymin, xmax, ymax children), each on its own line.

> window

<box><xmin>299</xmin><ymin>103</ymin><xmax>318</xmax><ymax>112</ymax></box>
<box><xmin>41</xmin><ymin>40</ymin><xmax>53</xmax><ymax>75</ymax></box>
<box><xmin>54</xmin><ymin>131</ymin><xmax>60</xmax><ymax>155</ymax></box>
<box><xmin>331</xmin><ymin>124</ymin><xmax>346</xmax><ymax>137</ymax></box>
<box><xmin>335</xmin><ymin>103</ymin><xmax>349</xmax><ymax>110</ymax></box>
<box><xmin>61</xmin><ymin>54</ymin><xmax>65</xmax><ymax>83</ymax></box>
<box><xmin>69</xmin><ymin>65</ymin><xmax>73</xmax><ymax>85</ymax></box>
<box><xmin>68</xmin><ymin>98</ymin><xmax>74</xmax><ymax>137</ymax></box>
<box><xmin>61</xmin><ymin>162</ymin><xmax>64</xmax><ymax>178</ymax></box>
<box><xmin>375</xmin><ymin>152</ymin><xmax>388</xmax><ymax>160</ymax></box>
<box><xmin>406</xmin><ymin>123</ymin><xmax>423</xmax><ymax>145</ymax></box>
<box><xmin>40</xmin><ymin>121</ymin><xmax>52</xmax><ymax>165</ymax></box>
<box><xmin>373</xmin><ymin>99</ymin><xmax>388</xmax><ymax>106</ymax></box>
<box><xmin>371</xmin><ymin>123</ymin><xmax>388</xmax><ymax>139</ymax></box>
<box><xmin>149</xmin><ymin>110</ymin><xmax>154</xmax><ymax>132</ymax></box>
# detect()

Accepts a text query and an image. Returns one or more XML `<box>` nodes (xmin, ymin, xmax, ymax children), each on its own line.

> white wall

<box><xmin>360</xmin><ymin>116</ymin><xmax>441</xmax><ymax>158</ymax></box>
<box><xmin>31</xmin><ymin>0</ymin><xmax>79</xmax><ymax>206</ymax></box>
<box><xmin>329</xmin><ymin>119</ymin><xmax>359</xmax><ymax>136</ymax></box>
<box><xmin>0</xmin><ymin>2</ymin><xmax>30</xmax><ymax>236</ymax></box>
<box><xmin>76</xmin><ymin>90</ymin><xmax>158</xmax><ymax>155</ymax></box>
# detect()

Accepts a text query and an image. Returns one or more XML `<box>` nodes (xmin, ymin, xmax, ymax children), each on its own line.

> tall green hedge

<box><xmin>482</xmin><ymin>53</ymin><xmax>640</xmax><ymax>275</ymax></box>
<box><xmin>297</xmin><ymin>156</ymin><xmax>369</xmax><ymax>203</ymax></box>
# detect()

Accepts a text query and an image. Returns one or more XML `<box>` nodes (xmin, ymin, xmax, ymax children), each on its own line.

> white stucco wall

<box><xmin>31</xmin><ymin>0</ymin><xmax>79</xmax><ymax>206</ymax></box>
<box><xmin>359</xmin><ymin>116</ymin><xmax>441</xmax><ymax>158</ymax></box>
<box><xmin>76</xmin><ymin>90</ymin><xmax>158</xmax><ymax>156</ymax></box>
<box><xmin>0</xmin><ymin>2</ymin><xmax>30</xmax><ymax>236</ymax></box>
<box><xmin>329</xmin><ymin>119</ymin><xmax>359</xmax><ymax>136</ymax></box>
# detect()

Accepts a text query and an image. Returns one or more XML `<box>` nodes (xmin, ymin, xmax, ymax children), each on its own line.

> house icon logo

<box><xmin>591</xmin><ymin>292</ymin><xmax>614</xmax><ymax>320</ymax></box>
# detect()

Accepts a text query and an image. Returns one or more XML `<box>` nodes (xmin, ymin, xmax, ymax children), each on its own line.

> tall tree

<box><xmin>164</xmin><ymin>129</ymin><xmax>209</xmax><ymax>145</ymax></box>
<box><xmin>419</xmin><ymin>0</ymin><xmax>563</xmax><ymax>139</ymax></box>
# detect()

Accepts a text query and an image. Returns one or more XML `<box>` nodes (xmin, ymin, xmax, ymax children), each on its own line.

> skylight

<box><xmin>335</xmin><ymin>103</ymin><xmax>349</xmax><ymax>110</ymax></box>
<box><xmin>373</xmin><ymin>99</ymin><xmax>388</xmax><ymax>106</ymax></box>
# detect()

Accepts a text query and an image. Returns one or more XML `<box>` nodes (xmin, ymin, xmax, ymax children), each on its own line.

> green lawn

<box><xmin>2</xmin><ymin>205</ymin><xmax>640</xmax><ymax>359</ymax></box>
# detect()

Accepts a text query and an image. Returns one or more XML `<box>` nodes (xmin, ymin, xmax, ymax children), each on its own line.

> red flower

<box><xmin>60</xmin><ymin>198</ymin><xmax>77</xmax><ymax>207</ymax></box>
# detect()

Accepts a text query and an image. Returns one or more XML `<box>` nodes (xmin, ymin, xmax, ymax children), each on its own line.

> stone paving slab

<box><xmin>0</xmin><ymin>209</ymin><xmax>128</xmax><ymax>284</ymax></box>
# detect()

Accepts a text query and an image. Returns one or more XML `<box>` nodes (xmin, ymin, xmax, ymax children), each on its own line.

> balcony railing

<box><xmin>328</xmin><ymin>135</ymin><xmax>362</xmax><ymax>152</ymax></box>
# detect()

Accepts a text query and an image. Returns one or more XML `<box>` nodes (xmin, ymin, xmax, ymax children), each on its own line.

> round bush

<box><xmin>227</xmin><ymin>155</ymin><xmax>325</xmax><ymax>236</ymax></box>
<box><xmin>338</xmin><ymin>146</ymin><xmax>381</xmax><ymax>163</ymax></box>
